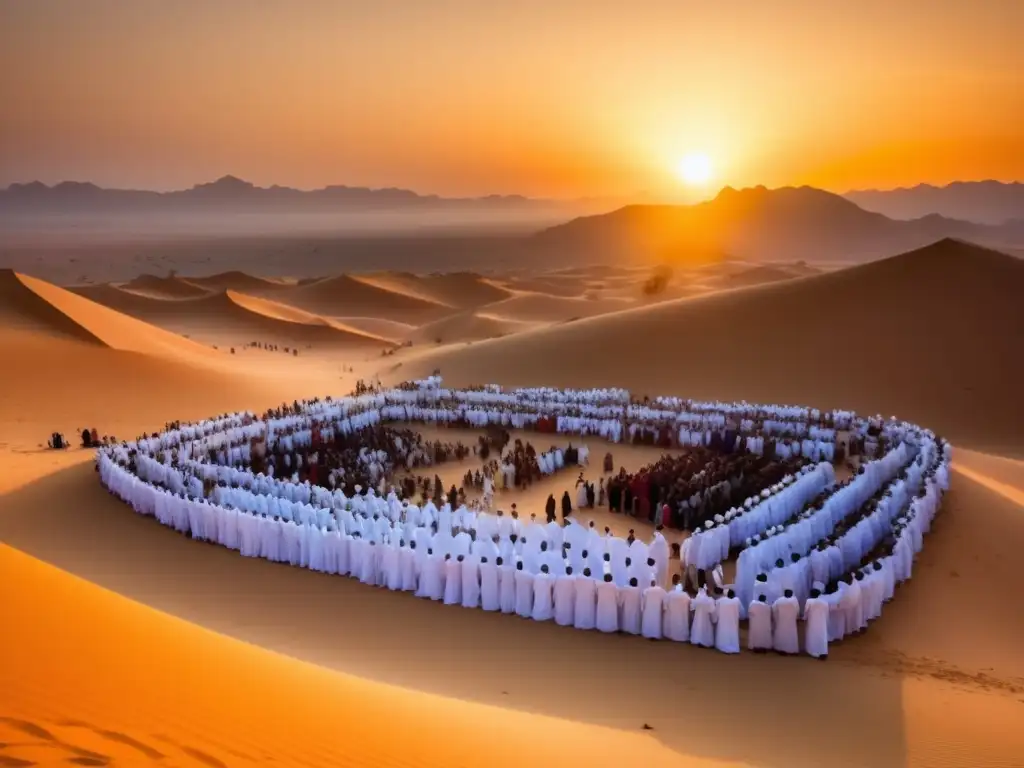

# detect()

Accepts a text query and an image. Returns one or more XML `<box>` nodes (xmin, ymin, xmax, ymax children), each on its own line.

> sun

<box><xmin>677</xmin><ymin>152</ymin><xmax>713</xmax><ymax>185</ymax></box>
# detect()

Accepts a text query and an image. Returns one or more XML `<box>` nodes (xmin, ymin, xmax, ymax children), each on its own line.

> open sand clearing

<box><xmin>355</xmin><ymin>270</ymin><xmax>515</xmax><ymax>309</ymax></box>
<box><xmin>3</xmin><ymin>239</ymin><xmax>1024</xmax><ymax>768</ymax></box>
<box><xmin>396</xmin><ymin>240</ymin><xmax>1024</xmax><ymax>456</ymax></box>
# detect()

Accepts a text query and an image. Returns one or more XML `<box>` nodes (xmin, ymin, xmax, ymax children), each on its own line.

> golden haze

<box><xmin>0</xmin><ymin>0</ymin><xmax>1021</xmax><ymax>197</ymax></box>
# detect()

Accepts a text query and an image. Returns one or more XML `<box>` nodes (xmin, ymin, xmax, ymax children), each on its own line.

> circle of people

<box><xmin>96</xmin><ymin>376</ymin><xmax>951</xmax><ymax>659</ymax></box>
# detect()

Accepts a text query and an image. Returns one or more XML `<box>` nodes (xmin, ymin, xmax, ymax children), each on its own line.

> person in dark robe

<box><xmin>586</xmin><ymin>482</ymin><xmax>596</xmax><ymax>508</ymax></box>
<box><xmin>545</xmin><ymin>494</ymin><xmax>557</xmax><ymax>523</ymax></box>
<box><xmin>81</xmin><ymin>428</ymin><xmax>93</xmax><ymax>448</ymax></box>
<box><xmin>560</xmin><ymin>491</ymin><xmax>572</xmax><ymax>520</ymax></box>
<box><xmin>448</xmin><ymin>484</ymin><xmax>459</xmax><ymax>507</ymax></box>
<box><xmin>604</xmin><ymin>452</ymin><xmax>614</xmax><ymax>473</ymax></box>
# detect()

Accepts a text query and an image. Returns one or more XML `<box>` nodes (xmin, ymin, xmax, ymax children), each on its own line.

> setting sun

<box><xmin>677</xmin><ymin>152</ymin><xmax>713</xmax><ymax>185</ymax></box>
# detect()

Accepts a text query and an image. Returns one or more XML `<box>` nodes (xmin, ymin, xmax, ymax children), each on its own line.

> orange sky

<box><xmin>1</xmin><ymin>0</ymin><xmax>1021</xmax><ymax>199</ymax></box>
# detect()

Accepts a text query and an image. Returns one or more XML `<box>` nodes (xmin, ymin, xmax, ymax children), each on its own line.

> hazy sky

<box><xmin>1</xmin><ymin>0</ymin><xmax>1021</xmax><ymax>199</ymax></box>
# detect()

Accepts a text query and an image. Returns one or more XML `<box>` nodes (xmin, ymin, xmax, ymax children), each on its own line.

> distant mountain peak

<box><xmin>845</xmin><ymin>179</ymin><xmax>1024</xmax><ymax>225</ymax></box>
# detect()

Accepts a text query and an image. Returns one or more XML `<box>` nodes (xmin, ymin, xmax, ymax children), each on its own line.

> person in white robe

<box><xmin>514</xmin><ymin>561</ymin><xmax>535</xmax><ymax>618</ymax></box>
<box><xmin>690</xmin><ymin>586</ymin><xmax>717</xmax><ymax>647</ymax></box>
<box><xmin>663</xmin><ymin>575</ymin><xmax>691</xmax><ymax>642</ymax></box>
<box><xmin>641</xmin><ymin>582</ymin><xmax>666</xmax><ymax>639</ymax></box>
<box><xmin>383</xmin><ymin>540</ymin><xmax>402</xmax><ymax>590</ymax></box>
<box><xmin>595</xmin><ymin>574</ymin><xmax>620</xmax><ymax>633</ymax></box>
<box><xmin>771</xmin><ymin>589</ymin><xmax>801</xmax><ymax>654</ymax></box>
<box><xmin>619</xmin><ymin>578</ymin><xmax>642</xmax><ymax>635</ymax></box>
<box><xmin>714</xmin><ymin>589</ymin><xmax>741</xmax><ymax>654</ymax></box>
<box><xmin>400</xmin><ymin>541</ymin><xmax>418</xmax><ymax>592</ymax></box>
<box><xmin>421</xmin><ymin>549</ymin><xmax>446</xmax><ymax>601</ymax></box>
<box><xmin>359</xmin><ymin>540</ymin><xmax>379</xmax><ymax>586</ymax></box>
<box><xmin>443</xmin><ymin>554</ymin><xmax>463</xmax><ymax>605</ymax></box>
<box><xmin>649</xmin><ymin>527</ymin><xmax>670</xmax><ymax>587</ymax></box>
<box><xmin>553</xmin><ymin>566</ymin><xmax>576</xmax><ymax>627</ymax></box>
<box><xmin>802</xmin><ymin>588</ymin><xmax>830</xmax><ymax>659</ymax></box>
<box><xmin>461</xmin><ymin>554</ymin><xmax>481</xmax><ymax>608</ymax></box>
<box><xmin>573</xmin><ymin>568</ymin><xmax>598</xmax><ymax>630</ymax></box>
<box><xmin>747</xmin><ymin>594</ymin><xmax>773</xmax><ymax>652</ymax></box>
<box><xmin>498</xmin><ymin>557</ymin><xmax>517</xmax><ymax>614</ymax></box>
<box><xmin>531</xmin><ymin>565</ymin><xmax>555</xmax><ymax>621</ymax></box>
<box><xmin>480</xmin><ymin>556</ymin><xmax>500</xmax><ymax>611</ymax></box>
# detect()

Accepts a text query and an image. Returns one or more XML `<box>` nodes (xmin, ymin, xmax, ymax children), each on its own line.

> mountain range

<box><xmin>0</xmin><ymin>175</ymin><xmax>614</xmax><ymax>214</ymax></box>
<box><xmin>533</xmin><ymin>185</ymin><xmax>1024</xmax><ymax>263</ymax></box>
<box><xmin>844</xmin><ymin>180</ymin><xmax>1023</xmax><ymax>225</ymax></box>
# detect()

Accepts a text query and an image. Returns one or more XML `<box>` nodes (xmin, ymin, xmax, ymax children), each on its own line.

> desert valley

<box><xmin>3</xmin><ymin>3</ymin><xmax>1024</xmax><ymax>765</ymax></box>
<box><xmin>2</xmin><ymin>184</ymin><xmax>1024</xmax><ymax>768</ymax></box>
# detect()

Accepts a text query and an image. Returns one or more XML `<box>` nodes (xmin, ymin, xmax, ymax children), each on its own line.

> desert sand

<box><xmin>2</xmin><ymin>239</ymin><xmax>1023</xmax><ymax>768</ymax></box>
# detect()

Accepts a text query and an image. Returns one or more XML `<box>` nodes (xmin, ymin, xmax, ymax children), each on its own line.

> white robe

<box><xmin>747</xmin><ymin>600</ymin><xmax>773</xmax><ymax>650</ymax></box>
<box><xmin>690</xmin><ymin>589</ymin><xmax>717</xmax><ymax>647</ymax></box>
<box><xmin>714</xmin><ymin>596</ymin><xmax>741</xmax><ymax>653</ymax></box>
<box><xmin>573</xmin><ymin>577</ymin><xmax>597</xmax><ymax>630</ymax></box>
<box><xmin>461</xmin><ymin>557</ymin><xmax>481</xmax><ymax>608</ymax></box>
<box><xmin>514</xmin><ymin>569</ymin><xmax>535</xmax><ymax>618</ymax></box>
<box><xmin>383</xmin><ymin>542</ymin><xmax>402</xmax><ymax>590</ymax></box>
<box><xmin>443</xmin><ymin>559</ymin><xmax>463</xmax><ymax>605</ymax></box>
<box><xmin>595</xmin><ymin>580</ymin><xmax>620</xmax><ymax>633</ymax></box>
<box><xmin>771</xmin><ymin>596</ymin><xmax>800</xmax><ymax>654</ymax></box>
<box><xmin>399</xmin><ymin>546</ymin><xmax>418</xmax><ymax>592</ymax></box>
<box><xmin>531</xmin><ymin>573</ymin><xmax>554</xmax><ymax>621</ymax></box>
<box><xmin>421</xmin><ymin>554</ymin><xmax>445</xmax><ymax>601</ymax></box>
<box><xmin>618</xmin><ymin>585</ymin><xmax>641</xmax><ymax>635</ymax></box>
<box><xmin>480</xmin><ymin>560</ymin><xmax>500</xmax><ymax>611</ymax></box>
<box><xmin>641</xmin><ymin>586</ymin><xmax>666</xmax><ymax>639</ymax></box>
<box><xmin>498</xmin><ymin>563</ymin><xmax>517</xmax><ymax>613</ymax></box>
<box><xmin>663</xmin><ymin>589</ymin><xmax>691</xmax><ymax>642</ymax></box>
<box><xmin>802</xmin><ymin>597</ymin><xmax>830</xmax><ymax>658</ymax></box>
<box><xmin>553</xmin><ymin>574</ymin><xmax>576</xmax><ymax>626</ymax></box>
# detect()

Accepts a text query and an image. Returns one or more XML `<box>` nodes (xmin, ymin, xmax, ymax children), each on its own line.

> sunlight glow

<box><xmin>677</xmin><ymin>152</ymin><xmax>713</xmax><ymax>185</ymax></box>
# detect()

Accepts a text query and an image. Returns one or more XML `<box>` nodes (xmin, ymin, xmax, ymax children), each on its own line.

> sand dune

<box><xmin>5</xmin><ymin>239</ymin><xmax>1024</xmax><ymax>768</ymax></box>
<box><xmin>0</xmin><ymin>542</ymin><xmax>691</xmax><ymax>768</ymax></box>
<box><xmin>493</xmin><ymin>275</ymin><xmax>593</xmax><ymax>297</ymax></box>
<box><xmin>476</xmin><ymin>291</ymin><xmax>635</xmax><ymax>323</ymax></box>
<box><xmin>0</xmin><ymin>332</ymin><xmax>291</xmax><ymax>448</ymax></box>
<box><xmin>180</xmin><ymin>270</ymin><xmax>288</xmax><ymax>293</ymax></box>
<box><xmin>407</xmin><ymin>310</ymin><xmax>537</xmax><ymax>345</ymax></box>
<box><xmin>396</xmin><ymin>240</ymin><xmax>1024</xmax><ymax>454</ymax></box>
<box><xmin>714</xmin><ymin>264</ymin><xmax>799</xmax><ymax>289</ymax></box>
<box><xmin>276</xmin><ymin>273</ymin><xmax>452</xmax><ymax>323</ymax></box>
<box><xmin>121</xmin><ymin>272</ymin><xmax>213</xmax><ymax>298</ymax></box>
<box><xmin>1</xmin><ymin>270</ymin><xmax>218</xmax><ymax>362</ymax></box>
<box><xmin>330</xmin><ymin>316</ymin><xmax>417</xmax><ymax>344</ymax></box>
<box><xmin>70</xmin><ymin>283</ymin><xmax>393</xmax><ymax>350</ymax></box>
<box><xmin>355</xmin><ymin>270</ymin><xmax>515</xmax><ymax>309</ymax></box>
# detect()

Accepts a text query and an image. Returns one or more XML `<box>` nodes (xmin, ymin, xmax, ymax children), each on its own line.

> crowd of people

<box><xmin>94</xmin><ymin>377</ymin><xmax>950</xmax><ymax>658</ymax></box>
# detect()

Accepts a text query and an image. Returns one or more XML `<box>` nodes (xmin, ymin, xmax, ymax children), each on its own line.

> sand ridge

<box><xmin>354</xmin><ymin>270</ymin><xmax>516</xmax><ymax>309</ymax></box>
<box><xmin>121</xmin><ymin>273</ymin><xmax>214</xmax><ymax>298</ymax></box>
<box><xmin>276</xmin><ymin>273</ymin><xmax>454</xmax><ymax>323</ymax></box>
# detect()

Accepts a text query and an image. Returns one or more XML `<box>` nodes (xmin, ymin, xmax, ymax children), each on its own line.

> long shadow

<box><xmin>0</xmin><ymin>461</ymin><xmax>909</xmax><ymax>767</ymax></box>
